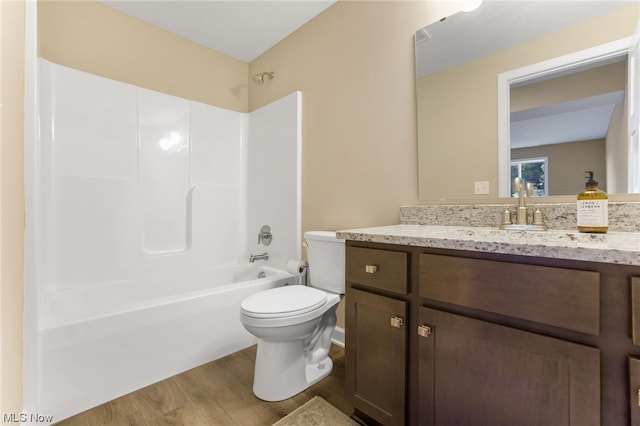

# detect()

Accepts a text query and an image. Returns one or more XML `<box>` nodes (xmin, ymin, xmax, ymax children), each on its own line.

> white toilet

<box><xmin>239</xmin><ymin>231</ymin><xmax>345</xmax><ymax>401</ymax></box>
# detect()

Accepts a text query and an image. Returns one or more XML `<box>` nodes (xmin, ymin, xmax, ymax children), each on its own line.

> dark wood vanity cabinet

<box><xmin>345</xmin><ymin>246</ymin><xmax>409</xmax><ymax>426</ymax></box>
<box><xmin>344</xmin><ymin>240</ymin><xmax>640</xmax><ymax>426</ymax></box>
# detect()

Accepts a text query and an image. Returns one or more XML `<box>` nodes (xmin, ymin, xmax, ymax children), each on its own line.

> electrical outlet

<box><xmin>474</xmin><ymin>181</ymin><xmax>490</xmax><ymax>195</ymax></box>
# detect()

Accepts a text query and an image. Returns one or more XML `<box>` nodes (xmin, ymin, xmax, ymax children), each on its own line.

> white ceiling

<box><xmin>97</xmin><ymin>0</ymin><xmax>336</xmax><ymax>63</ymax></box>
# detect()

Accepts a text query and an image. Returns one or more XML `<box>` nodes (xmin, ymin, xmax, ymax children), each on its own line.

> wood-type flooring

<box><xmin>53</xmin><ymin>345</ymin><xmax>351</xmax><ymax>426</ymax></box>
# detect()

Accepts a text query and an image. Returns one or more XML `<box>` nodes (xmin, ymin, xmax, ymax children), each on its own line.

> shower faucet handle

<box><xmin>258</xmin><ymin>225</ymin><xmax>272</xmax><ymax>246</ymax></box>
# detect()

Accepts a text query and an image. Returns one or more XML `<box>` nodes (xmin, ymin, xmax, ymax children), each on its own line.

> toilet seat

<box><xmin>241</xmin><ymin>286</ymin><xmax>327</xmax><ymax>319</ymax></box>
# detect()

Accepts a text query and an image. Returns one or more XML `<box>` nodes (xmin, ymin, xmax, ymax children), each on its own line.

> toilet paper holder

<box><xmin>286</xmin><ymin>260</ymin><xmax>308</xmax><ymax>286</ymax></box>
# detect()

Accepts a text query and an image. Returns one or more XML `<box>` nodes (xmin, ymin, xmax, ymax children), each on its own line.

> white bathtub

<box><xmin>34</xmin><ymin>264</ymin><xmax>294</xmax><ymax>425</ymax></box>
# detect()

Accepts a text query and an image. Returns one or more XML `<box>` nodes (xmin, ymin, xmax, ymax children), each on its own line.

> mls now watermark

<box><xmin>3</xmin><ymin>412</ymin><xmax>54</xmax><ymax>423</ymax></box>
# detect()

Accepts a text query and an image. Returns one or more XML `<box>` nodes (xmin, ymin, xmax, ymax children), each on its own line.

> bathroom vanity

<box><xmin>337</xmin><ymin>223</ymin><xmax>640</xmax><ymax>426</ymax></box>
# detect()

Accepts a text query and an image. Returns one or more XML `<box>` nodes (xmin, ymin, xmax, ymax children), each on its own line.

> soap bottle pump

<box><xmin>577</xmin><ymin>171</ymin><xmax>608</xmax><ymax>233</ymax></box>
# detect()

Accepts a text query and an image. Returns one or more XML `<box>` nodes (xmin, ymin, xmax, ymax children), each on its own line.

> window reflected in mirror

<box><xmin>510</xmin><ymin>158</ymin><xmax>547</xmax><ymax>197</ymax></box>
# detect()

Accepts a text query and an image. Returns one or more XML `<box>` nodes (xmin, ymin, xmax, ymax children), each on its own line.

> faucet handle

<box><xmin>501</xmin><ymin>209</ymin><xmax>512</xmax><ymax>226</ymax></box>
<box><xmin>533</xmin><ymin>207</ymin><xmax>545</xmax><ymax>226</ymax></box>
<box><xmin>258</xmin><ymin>225</ymin><xmax>272</xmax><ymax>246</ymax></box>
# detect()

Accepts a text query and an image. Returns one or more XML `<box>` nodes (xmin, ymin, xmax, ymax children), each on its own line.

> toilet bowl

<box><xmin>239</xmin><ymin>231</ymin><xmax>345</xmax><ymax>402</ymax></box>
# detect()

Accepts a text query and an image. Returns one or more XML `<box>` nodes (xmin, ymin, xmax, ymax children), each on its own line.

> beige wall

<box><xmin>38</xmin><ymin>0</ymin><xmax>249</xmax><ymax>112</ymax></box>
<box><xmin>249</xmin><ymin>1</ymin><xmax>460</xmax><ymax>230</ymax></box>
<box><xmin>247</xmin><ymin>1</ymin><xmax>462</xmax><ymax>328</ymax></box>
<box><xmin>512</xmin><ymin>139</ymin><xmax>606</xmax><ymax>196</ymax></box>
<box><xmin>417</xmin><ymin>4</ymin><xmax>639</xmax><ymax>201</ymax></box>
<box><xmin>417</xmin><ymin>54</ymin><xmax>498</xmax><ymax>200</ymax></box>
<box><xmin>510</xmin><ymin>61</ymin><xmax>627</xmax><ymax>112</ymax></box>
<box><xmin>1</xmin><ymin>0</ymin><xmax>26</xmax><ymax>419</ymax></box>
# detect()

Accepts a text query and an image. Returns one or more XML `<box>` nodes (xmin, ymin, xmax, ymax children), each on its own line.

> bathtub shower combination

<box><xmin>24</xmin><ymin>59</ymin><xmax>302</xmax><ymax>423</ymax></box>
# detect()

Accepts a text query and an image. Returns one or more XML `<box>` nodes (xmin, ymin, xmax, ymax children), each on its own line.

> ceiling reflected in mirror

<box><xmin>416</xmin><ymin>2</ymin><xmax>631</xmax><ymax>79</ymax></box>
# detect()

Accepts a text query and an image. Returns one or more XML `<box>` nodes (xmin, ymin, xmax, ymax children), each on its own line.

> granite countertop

<box><xmin>336</xmin><ymin>224</ymin><xmax>640</xmax><ymax>266</ymax></box>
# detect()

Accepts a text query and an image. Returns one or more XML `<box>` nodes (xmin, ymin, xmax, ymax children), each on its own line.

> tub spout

<box><xmin>249</xmin><ymin>252</ymin><xmax>269</xmax><ymax>263</ymax></box>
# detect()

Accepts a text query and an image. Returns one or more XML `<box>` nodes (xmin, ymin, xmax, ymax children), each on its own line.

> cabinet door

<box><xmin>630</xmin><ymin>357</ymin><xmax>640</xmax><ymax>426</ymax></box>
<box><xmin>631</xmin><ymin>277</ymin><xmax>640</xmax><ymax>345</ymax></box>
<box><xmin>418</xmin><ymin>307</ymin><xmax>601</xmax><ymax>426</ymax></box>
<box><xmin>346</xmin><ymin>288</ymin><xmax>407</xmax><ymax>426</ymax></box>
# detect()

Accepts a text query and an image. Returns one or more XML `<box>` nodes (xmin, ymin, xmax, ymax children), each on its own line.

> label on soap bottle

<box><xmin>577</xmin><ymin>199</ymin><xmax>608</xmax><ymax>227</ymax></box>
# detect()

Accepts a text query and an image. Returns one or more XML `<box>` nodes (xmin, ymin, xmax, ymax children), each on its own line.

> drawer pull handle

<box><xmin>637</xmin><ymin>388</ymin><xmax>640</xmax><ymax>406</ymax></box>
<box><xmin>390</xmin><ymin>316</ymin><xmax>404</xmax><ymax>328</ymax></box>
<box><xmin>418</xmin><ymin>325</ymin><xmax>432</xmax><ymax>338</ymax></box>
<box><xmin>365</xmin><ymin>264</ymin><xmax>378</xmax><ymax>274</ymax></box>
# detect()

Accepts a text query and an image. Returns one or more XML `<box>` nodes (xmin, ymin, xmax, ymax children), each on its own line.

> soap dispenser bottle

<box><xmin>577</xmin><ymin>171</ymin><xmax>608</xmax><ymax>233</ymax></box>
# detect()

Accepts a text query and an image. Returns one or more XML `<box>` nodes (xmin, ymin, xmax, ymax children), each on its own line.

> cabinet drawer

<box><xmin>346</xmin><ymin>247</ymin><xmax>408</xmax><ymax>294</ymax></box>
<box><xmin>419</xmin><ymin>254</ymin><xmax>600</xmax><ymax>335</ymax></box>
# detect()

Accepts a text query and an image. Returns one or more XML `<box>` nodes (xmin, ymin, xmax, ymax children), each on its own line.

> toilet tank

<box><xmin>305</xmin><ymin>231</ymin><xmax>345</xmax><ymax>294</ymax></box>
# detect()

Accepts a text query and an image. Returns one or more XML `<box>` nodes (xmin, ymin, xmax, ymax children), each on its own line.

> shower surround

<box><xmin>24</xmin><ymin>59</ymin><xmax>302</xmax><ymax>423</ymax></box>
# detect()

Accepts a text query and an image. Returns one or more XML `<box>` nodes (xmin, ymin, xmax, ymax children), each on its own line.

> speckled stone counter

<box><xmin>400</xmin><ymin>202</ymin><xmax>640</xmax><ymax>232</ymax></box>
<box><xmin>336</xmin><ymin>224</ymin><xmax>640</xmax><ymax>266</ymax></box>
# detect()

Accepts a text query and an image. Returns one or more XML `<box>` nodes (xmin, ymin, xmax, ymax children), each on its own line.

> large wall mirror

<box><xmin>416</xmin><ymin>1</ymin><xmax>639</xmax><ymax>201</ymax></box>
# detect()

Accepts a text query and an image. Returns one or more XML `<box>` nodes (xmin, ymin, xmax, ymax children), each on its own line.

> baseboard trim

<box><xmin>331</xmin><ymin>326</ymin><xmax>345</xmax><ymax>348</ymax></box>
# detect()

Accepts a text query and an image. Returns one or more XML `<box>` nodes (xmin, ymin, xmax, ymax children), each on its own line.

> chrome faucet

<box><xmin>249</xmin><ymin>252</ymin><xmax>269</xmax><ymax>263</ymax></box>
<box><xmin>515</xmin><ymin>177</ymin><xmax>528</xmax><ymax>225</ymax></box>
<box><xmin>500</xmin><ymin>177</ymin><xmax>546</xmax><ymax>231</ymax></box>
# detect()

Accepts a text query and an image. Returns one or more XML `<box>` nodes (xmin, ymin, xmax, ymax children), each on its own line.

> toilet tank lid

<box><xmin>304</xmin><ymin>231</ymin><xmax>344</xmax><ymax>243</ymax></box>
